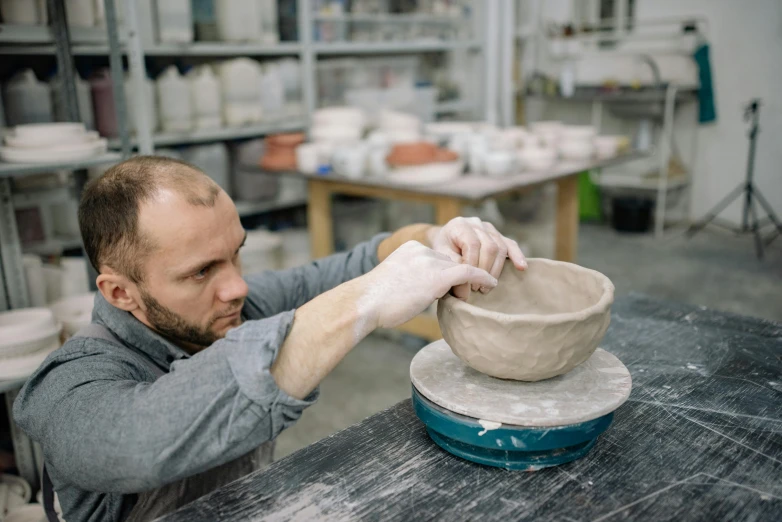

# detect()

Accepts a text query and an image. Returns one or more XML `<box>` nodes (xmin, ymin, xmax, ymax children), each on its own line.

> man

<box><xmin>14</xmin><ymin>156</ymin><xmax>526</xmax><ymax>521</ymax></box>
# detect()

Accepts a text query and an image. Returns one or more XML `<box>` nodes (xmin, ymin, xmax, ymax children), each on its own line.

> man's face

<box><xmin>133</xmin><ymin>189</ymin><xmax>248</xmax><ymax>349</ymax></box>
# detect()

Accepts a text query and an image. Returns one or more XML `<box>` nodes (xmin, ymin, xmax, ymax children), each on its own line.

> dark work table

<box><xmin>159</xmin><ymin>294</ymin><xmax>782</xmax><ymax>521</ymax></box>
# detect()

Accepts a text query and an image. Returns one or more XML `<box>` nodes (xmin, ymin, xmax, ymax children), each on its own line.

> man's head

<box><xmin>80</xmin><ymin>156</ymin><xmax>248</xmax><ymax>351</ymax></box>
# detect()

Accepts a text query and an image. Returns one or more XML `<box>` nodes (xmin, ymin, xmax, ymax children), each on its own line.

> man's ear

<box><xmin>96</xmin><ymin>268</ymin><xmax>141</xmax><ymax>312</ymax></box>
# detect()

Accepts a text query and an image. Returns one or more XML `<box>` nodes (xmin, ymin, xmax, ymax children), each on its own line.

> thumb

<box><xmin>440</xmin><ymin>264</ymin><xmax>497</xmax><ymax>293</ymax></box>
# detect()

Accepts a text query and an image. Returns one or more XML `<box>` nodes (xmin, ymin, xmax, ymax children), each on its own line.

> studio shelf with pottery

<box><xmin>312</xmin><ymin>39</ymin><xmax>482</xmax><ymax>55</ymax></box>
<box><xmin>0</xmin><ymin>152</ymin><xmax>121</xmax><ymax>179</ymax></box>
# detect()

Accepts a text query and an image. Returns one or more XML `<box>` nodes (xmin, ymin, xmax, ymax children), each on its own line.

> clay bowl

<box><xmin>437</xmin><ymin>259</ymin><xmax>614</xmax><ymax>382</ymax></box>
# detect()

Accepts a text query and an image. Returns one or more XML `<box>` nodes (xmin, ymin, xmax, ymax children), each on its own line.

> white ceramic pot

<box><xmin>518</xmin><ymin>146</ymin><xmax>557</xmax><ymax>172</ymax></box>
<box><xmin>468</xmin><ymin>140</ymin><xmax>487</xmax><ymax>174</ymax></box>
<box><xmin>484</xmin><ymin>151</ymin><xmax>515</xmax><ymax>177</ymax></box>
<box><xmin>367</xmin><ymin>148</ymin><xmax>388</xmax><ymax>177</ymax></box>
<box><xmin>389</xmin><ymin>160</ymin><xmax>464</xmax><ymax>186</ymax></box>
<box><xmin>366</xmin><ymin>130</ymin><xmax>390</xmax><ymax>149</ymax></box>
<box><xmin>295</xmin><ymin>143</ymin><xmax>319</xmax><ymax>174</ymax></box>
<box><xmin>594</xmin><ymin>136</ymin><xmax>622</xmax><ymax>159</ymax></box>
<box><xmin>313</xmin><ymin>107</ymin><xmax>365</xmax><ymax>129</ymax></box>
<box><xmin>446</xmin><ymin>132</ymin><xmax>472</xmax><ymax>158</ymax></box>
<box><xmin>559</xmin><ymin>139</ymin><xmax>595</xmax><ymax>160</ymax></box>
<box><xmin>49</xmin><ymin>292</ymin><xmax>95</xmax><ymax>338</ymax></box>
<box><xmin>386</xmin><ymin>129</ymin><xmax>421</xmax><ymax>144</ymax></box>
<box><xmin>561</xmin><ymin>125</ymin><xmax>597</xmax><ymax>140</ymax></box>
<box><xmin>332</xmin><ymin>145</ymin><xmax>368</xmax><ymax>179</ymax></box>
<box><xmin>309</xmin><ymin>124</ymin><xmax>362</xmax><ymax>145</ymax></box>
<box><xmin>378</xmin><ymin>109</ymin><xmax>420</xmax><ymax>133</ymax></box>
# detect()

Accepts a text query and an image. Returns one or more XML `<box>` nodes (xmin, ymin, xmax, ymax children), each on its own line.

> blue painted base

<box><xmin>412</xmin><ymin>386</ymin><xmax>614</xmax><ymax>471</ymax></box>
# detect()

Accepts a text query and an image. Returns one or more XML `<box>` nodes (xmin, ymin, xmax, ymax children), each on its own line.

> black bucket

<box><xmin>611</xmin><ymin>197</ymin><xmax>654</xmax><ymax>233</ymax></box>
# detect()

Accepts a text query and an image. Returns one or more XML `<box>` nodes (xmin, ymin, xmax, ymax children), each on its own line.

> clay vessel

<box><xmin>437</xmin><ymin>258</ymin><xmax>614</xmax><ymax>381</ymax></box>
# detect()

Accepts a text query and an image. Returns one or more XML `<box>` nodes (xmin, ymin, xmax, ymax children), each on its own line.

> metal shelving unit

<box><xmin>0</xmin><ymin>153</ymin><xmax>123</xmax><ymax>179</ymax></box>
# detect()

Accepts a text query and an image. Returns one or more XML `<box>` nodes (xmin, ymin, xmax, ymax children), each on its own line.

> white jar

<box><xmin>156</xmin><ymin>66</ymin><xmax>192</xmax><ymax>133</ymax></box>
<box><xmin>124</xmin><ymin>72</ymin><xmax>157</xmax><ymax>134</ymax></box>
<box><xmin>182</xmin><ymin>143</ymin><xmax>231</xmax><ymax>195</ymax></box>
<box><xmin>215</xmin><ymin>0</ymin><xmax>262</xmax><ymax>42</ymax></box>
<box><xmin>188</xmin><ymin>65</ymin><xmax>222</xmax><ymax>130</ymax></box>
<box><xmin>259</xmin><ymin>62</ymin><xmax>285</xmax><ymax>121</ymax></box>
<box><xmin>50</xmin><ymin>73</ymin><xmax>95</xmax><ymax>130</ymax></box>
<box><xmin>3</xmin><ymin>69</ymin><xmax>53</xmax><ymax>126</ymax></box>
<box><xmin>156</xmin><ymin>0</ymin><xmax>193</xmax><ymax>43</ymax></box>
<box><xmin>258</xmin><ymin>0</ymin><xmax>279</xmax><ymax>44</ymax></box>
<box><xmin>218</xmin><ymin>58</ymin><xmax>263</xmax><ymax>126</ymax></box>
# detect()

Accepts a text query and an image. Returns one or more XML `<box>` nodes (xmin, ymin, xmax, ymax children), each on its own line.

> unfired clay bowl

<box><xmin>437</xmin><ymin>258</ymin><xmax>615</xmax><ymax>382</ymax></box>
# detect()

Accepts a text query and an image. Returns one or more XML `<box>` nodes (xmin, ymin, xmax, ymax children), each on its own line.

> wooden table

<box><xmin>264</xmin><ymin>152</ymin><xmax>641</xmax><ymax>341</ymax></box>
<box><xmin>159</xmin><ymin>295</ymin><xmax>782</xmax><ymax>522</ymax></box>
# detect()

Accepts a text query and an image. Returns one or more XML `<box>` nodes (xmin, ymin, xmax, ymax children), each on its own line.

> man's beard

<box><xmin>139</xmin><ymin>287</ymin><xmax>243</xmax><ymax>348</ymax></box>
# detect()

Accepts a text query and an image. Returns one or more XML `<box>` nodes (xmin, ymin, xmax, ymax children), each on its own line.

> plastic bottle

<box><xmin>124</xmin><ymin>72</ymin><xmax>157</xmax><ymax>134</ymax></box>
<box><xmin>156</xmin><ymin>0</ymin><xmax>193</xmax><ymax>43</ymax></box>
<box><xmin>182</xmin><ymin>143</ymin><xmax>231</xmax><ymax>195</ymax></box>
<box><xmin>50</xmin><ymin>73</ymin><xmax>95</xmax><ymax>130</ymax></box>
<box><xmin>3</xmin><ymin>69</ymin><xmax>54</xmax><ymax>127</ymax></box>
<box><xmin>89</xmin><ymin>68</ymin><xmax>118</xmax><ymax>137</ymax></box>
<box><xmin>259</xmin><ymin>62</ymin><xmax>285</xmax><ymax>120</ymax></box>
<box><xmin>215</xmin><ymin>0</ymin><xmax>262</xmax><ymax>42</ymax></box>
<box><xmin>65</xmin><ymin>0</ymin><xmax>95</xmax><ymax>27</ymax></box>
<box><xmin>187</xmin><ymin>65</ymin><xmax>222</xmax><ymax>130</ymax></box>
<box><xmin>218</xmin><ymin>58</ymin><xmax>263</xmax><ymax>126</ymax></box>
<box><xmin>156</xmin><ymin>66</ymin><xmax>192</xmax><ymax>133</ymax></box>
<box><xmin>258</xmin><ymin>0</ymin><xmax>279</xmax><ymax>44</ymax></box>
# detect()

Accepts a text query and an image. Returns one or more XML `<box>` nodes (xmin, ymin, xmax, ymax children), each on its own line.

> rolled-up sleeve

<box><xmin>243</xmin><ymin>233</ymin><xmax>389</xmax><ymax>317</ymax></box>
<box><xmin>13</xmin><ymin>312</ymin><xmax>315</xmax><ymax>494</ymax></box>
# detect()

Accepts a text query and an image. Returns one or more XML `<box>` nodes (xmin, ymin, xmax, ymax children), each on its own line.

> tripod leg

<box><xmin>751</xmin><ymin>188</ymin><xmax>782</xmax><ymax>231</ymax></box>
<box><xmin>749</xmin><ymin>200</ymin><xmax>764</xmax><ymax>259</ymax></box>
<box><xmin>688</xmin><ymin>182</ymin><xmax>746</xmax><ymax>236</ymax></box>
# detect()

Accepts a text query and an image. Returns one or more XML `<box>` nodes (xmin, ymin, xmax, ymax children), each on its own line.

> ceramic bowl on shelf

<box><xmin>594</xmin><ymin>135</ymin><xmax>625</xmax><ymax>159</ymax></box>
<box><xmin>332</xmin><ymin>145</ymin><xmax>368</xmax><ymax>179</ymax></box>
<box><xmin>483</xmin><ymin>150</ymin><xmax>515</xmax><ymax>177</ymax></box>
<box><xmin>378</xmin><ymin>109</ymin><xmax>421</xmax><ymax>133</ymax></box>
<box><xmin>312</xmin><ymin>106</ymin><xmax>366</xmax><ymax>129</ymax></box>
<box><xmin>518</xmin><ymin>146</ymin><xmax>557</xmax><ymax>172</ymax></box>
<box><xmin>561</xmin><ymin>125</ymin><xmax>597</xmax><ymax>140</ymax></box>
<box><xmin>0</xmin><ymin>139</ymin><xmax>108</xmax><ymax>164</ymax></box>
<box><xmin>5</xmin><ymin>130</ymin><xmax>100</xmax><ymax>149</ymax></box>
<box><xmin>13</xmin><ymin>122</ymin><xmax>86</xmax><ymax>140</ymax></box>
<box><xmin>309</xmin><ymin>124</ymin><xmax>363</xmax><ymax>145</ymax></box>
<box><xmin>0</xmin><ymin>308</ymin><xmax>61</xmax><ymax>380</ymax></box>
<box><xmin>438</xmin><ymin>259</ymin><xmax>615</xmax><ymax>381</ymax></box>
<box><xmin>559</xmin><ymin>139</ymin><xmax>595</xmax><ymax>160</ymax></box>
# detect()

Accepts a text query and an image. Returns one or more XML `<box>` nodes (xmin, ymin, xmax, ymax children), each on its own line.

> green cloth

<box><xmin>578</xmin><ymin>170</ymin><xmax>602</xmax><ymax>221</ymax></box>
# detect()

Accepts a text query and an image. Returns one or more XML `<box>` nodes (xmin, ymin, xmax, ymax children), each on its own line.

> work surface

<box><xmin>160</xmin><ymin>294</ymin><xmax>782</xmax><ymax>521</ymax></box>
<box><xmin>250</xmin><ymin>152</ymin><xmax>642</xmax><ymax>201</ymax></box>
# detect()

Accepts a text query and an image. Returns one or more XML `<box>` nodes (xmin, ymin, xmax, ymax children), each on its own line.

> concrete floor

<box><xmin>274</xmin><ymin>224</ymin><xmax>782</xmax><ymax>458</ymax></box>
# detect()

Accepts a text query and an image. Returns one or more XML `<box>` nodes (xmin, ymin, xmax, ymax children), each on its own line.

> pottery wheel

<box><xmin>411</xmin><ymin>340</ymin><xmax>632</xmax><ymax>427</ymax></box>
<box><xmin>410</xmin><ymin>340</ymin><xmax>632</xmax><ymax>470</ymax></box>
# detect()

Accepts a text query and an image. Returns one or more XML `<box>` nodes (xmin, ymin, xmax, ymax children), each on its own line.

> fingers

<box><xmin>480</xmin><ymin>222</ymin><xmax>510</xmax><ymax>281</ymax></box>
<box><xmin>504</xmin><ymin>237</ymin><xmax>528</xmax><ymax>270</ymax></box>
<box><xmin>472</xmin><ymin>227</ymin><xmax>500</xmax><ymax>292</ymax></box>
<box><xmin>450</xmin><ymin>283</ymin><xmax>471</xmax><ymax>301</ymax></box>
<box><xmin>440</xmin><ymin>264</ymin><xmax>497</xmax><ymax>294</ymax></box>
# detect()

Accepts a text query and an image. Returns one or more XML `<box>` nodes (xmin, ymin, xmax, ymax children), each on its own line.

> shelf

<box><xmin>314</xmin><ymin>39</ymin><xmax>481</xmax><ymax>55</ymax></box>
<box><xmin>434</xmin><ymin>100</ymin><xmax>475</xmax><ymax>114</ymax></box>
<box><xmin>108</xmin><ymin>120</ymin><xmax>306</xmax><ymax>149</ymax></box>
<box><xmin>314</xmin><ymin>13</ymin><xmax>463</xmax><ymax>24</ymax></box>
<box><xmin>235</xmin><ymin>195</ymin><xmax>307</xmax><ymax>217</ymax></box>
<box><xmin>525</xmin><ymin>87</ymin><xmax>699</xmax><ymax>104</ymax></box>
<box><xmin>0</xmin><ymin>24</ymin><xmax>109</xmax><ymax>44</ymax></box>
<box><xmin>23</xmin><ymin>235</ymin><xmax>83</xmax><ymax>255</ymax></box>
<box><xmin>0</xmin><ymin>153</ymin><xmax>122</xmax><ymax>179</ymax></box>
<box><xmin>143</xmin><ymin>42</ymin><xmax>301</xmax><ymax>56</ymax></box>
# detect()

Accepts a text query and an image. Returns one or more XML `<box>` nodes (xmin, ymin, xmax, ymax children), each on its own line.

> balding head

<box><xmin>79</xmin><ymin>155</ymin><xmax>222</xmax><ymax>282</ymax></box>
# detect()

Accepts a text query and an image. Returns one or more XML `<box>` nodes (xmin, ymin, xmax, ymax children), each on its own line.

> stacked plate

<box><xmin>0</xmin><ymin>308</ymin><xmax>61</xmax><ymax>381</ymax></box>
<box><xmin>1</xmin><ymin>123</ymin><xmax>108</xmax><ymax>163</ymax></box>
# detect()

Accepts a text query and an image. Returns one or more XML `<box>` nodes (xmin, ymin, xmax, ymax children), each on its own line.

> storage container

<box><xmin>215</xmin><ymin>0</ymin><xmax>262</xmax><ymax>42</ymax></box>
<box><xmin>231</xmin><ymin>139</ymin><xmax>279</xmax><ymax>201</ymax></box>
<box><xmin>65</xmin><ymin>0</ymin><xmax>95</xmax><ymax>27</ymax></box>
<box><xmin>3</xmin><ymin>70</ymin><xmax>54</xmax><ymax>127</ymax></box>
<box><xmin>182</xmin><ymin>143</ymin><xmax>231</xmax><ymax>195</ymax></box>
<box><xmin>0</xmin><ymin>0</ymin><xmax>44</xmax><ymax>24</ymax></box>
<box><xmin>50</xmin><ymin>73</ymin><xmax>95</xmax><ymax>130</ymax></box>
<box><xmin>124</xmin><ymin>72</ymin><xmax>157</xmax><ymax>134</ymax></box>
<box><xmin>259</xmin><ymin>62</ymin><xmax>285</xmax><ymax>121</ymax></box>
<box><xmin>157</xmin><ymin>66</ymin><xmax>192</xmax><ymax>133</ymax></box>
<box><xmin>188</xmin><ymin>65</ymin><xmax>222</xmax><ymax>130</ymax></box>
<box><xmin>218</xmin><ymin>58</ymin><xmax>263</xmax><ymax>126</ymax></box>
<box><xmin>156</xmin><ymin>0</ymin><xmax>193</xmax><ymax>43</ymax></box>
<box><xmin>89</xmin><ymin>68</ymin><xmax>118</xmax><ymax>137</ymax></box>
<box><xmin>258</xmin><ymin>0</ymin><xmax>279</xmax><ymax>44</ymax></box>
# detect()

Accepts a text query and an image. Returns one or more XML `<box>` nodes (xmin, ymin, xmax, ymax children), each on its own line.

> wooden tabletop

<box><xmin>245</xmin><ymin>152</ymin><xmax>644</xmax><ymax>202</ymax></box>
<box><xmin>159</xmin><ymin>294</ymin><xmax>782</xmax><ymax>521</ymax></box>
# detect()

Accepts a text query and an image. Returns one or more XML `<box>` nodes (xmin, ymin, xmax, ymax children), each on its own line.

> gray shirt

<box><xmin>13</xmin><ymin>234</ymin><xmax>387</xmax><ymax>522</ymax></box>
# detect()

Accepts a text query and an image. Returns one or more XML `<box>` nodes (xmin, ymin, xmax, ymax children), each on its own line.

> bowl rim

<box><xmin>440</xmin><ymin>258</ymin><xmax>614</xmax><ymax>324</ymax></box>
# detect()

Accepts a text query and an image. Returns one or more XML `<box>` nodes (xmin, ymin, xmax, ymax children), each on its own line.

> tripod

<box><xmin>688</xmin><ymin>99</ymin><xmax>782</xmax><ymax>258</ymax></box>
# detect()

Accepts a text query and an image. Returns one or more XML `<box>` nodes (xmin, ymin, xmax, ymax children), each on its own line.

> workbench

<box><xmin>252</xmin><ymin>152</ymin><xmax>641</xmax><ymax>341</ymax></box>
<box><xmin>159</xmin><ymin>294</ymin><xmax>782</xmax><ymax>521</ymax></box>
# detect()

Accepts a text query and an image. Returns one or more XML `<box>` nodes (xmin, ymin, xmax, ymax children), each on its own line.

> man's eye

<box><xmin>193</xmin><ymin>266</ymin><xmax>211</xmax><ymax>280</ymax></box>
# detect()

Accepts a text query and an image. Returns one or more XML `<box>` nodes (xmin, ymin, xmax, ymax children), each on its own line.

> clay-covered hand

<box><xmin>429</xmin><ymin>217</ymin><xmax>527</xmax><ymax>298</ymax></box>
<box><xmin>359</xmin><ymin>241</ymin><xmax>497</xmax><ymax>329</ymax></box>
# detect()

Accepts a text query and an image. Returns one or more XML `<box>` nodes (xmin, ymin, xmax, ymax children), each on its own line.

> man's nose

<box><xmin>217</xmin><ymin>265</ymin><xmax>248</xmax><ymax>303</ymax></box>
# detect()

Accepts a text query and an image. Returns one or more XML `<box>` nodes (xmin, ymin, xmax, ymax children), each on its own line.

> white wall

<box><xmin>636</xmin><ymin>0</ymin><xmax>782</xmax><ymax>225</ymax></box>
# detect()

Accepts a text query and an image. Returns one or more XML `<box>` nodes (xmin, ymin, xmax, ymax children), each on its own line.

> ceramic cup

<box><xmin>332</xmin><ymin>145</ymin><xmax>368</xmax><ymax>179</ymax></box>
<box><xmin>484</xmin><ymin>150</ymin><xmax>515</xmax><ymax>177</ymax></box>
<box><xmin>295</xmin><ymin>143</ymin><xmax>319</xmax><ymax>174</ymax></box>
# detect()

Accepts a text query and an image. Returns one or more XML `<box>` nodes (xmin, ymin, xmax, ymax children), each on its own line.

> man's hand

<box><xmin>428</xmin><ymin>217</ymin><xmax>527</xmax><ymax>299</ymax></box>
<box><xmin>361</xmin><ymin>240</ymin><xmax>497</xmax><ymax>329</ymax></box>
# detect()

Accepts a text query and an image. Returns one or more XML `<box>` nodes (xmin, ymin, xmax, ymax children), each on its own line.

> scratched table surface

<box><xmin>159</xmin><ymin>294</ymin><xmax>782</xmax><ymax>521</ymax></box>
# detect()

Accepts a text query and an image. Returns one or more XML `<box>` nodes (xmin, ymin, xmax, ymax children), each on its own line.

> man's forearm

<box><xmin>271</xmin><ymin>275</ymin><xmax>374</xmax><ymax>399</ymax></box>
<box><xmin>377</xmin><ymin>224</ymin><xmax>441</xmax><ymax>261</ymax></box>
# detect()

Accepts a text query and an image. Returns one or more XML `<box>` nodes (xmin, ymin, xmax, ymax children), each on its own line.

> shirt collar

<box><xmin>92</xmin><ymin>292</ymin><xmax>191</xmax><ymax>369</ymax></box>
